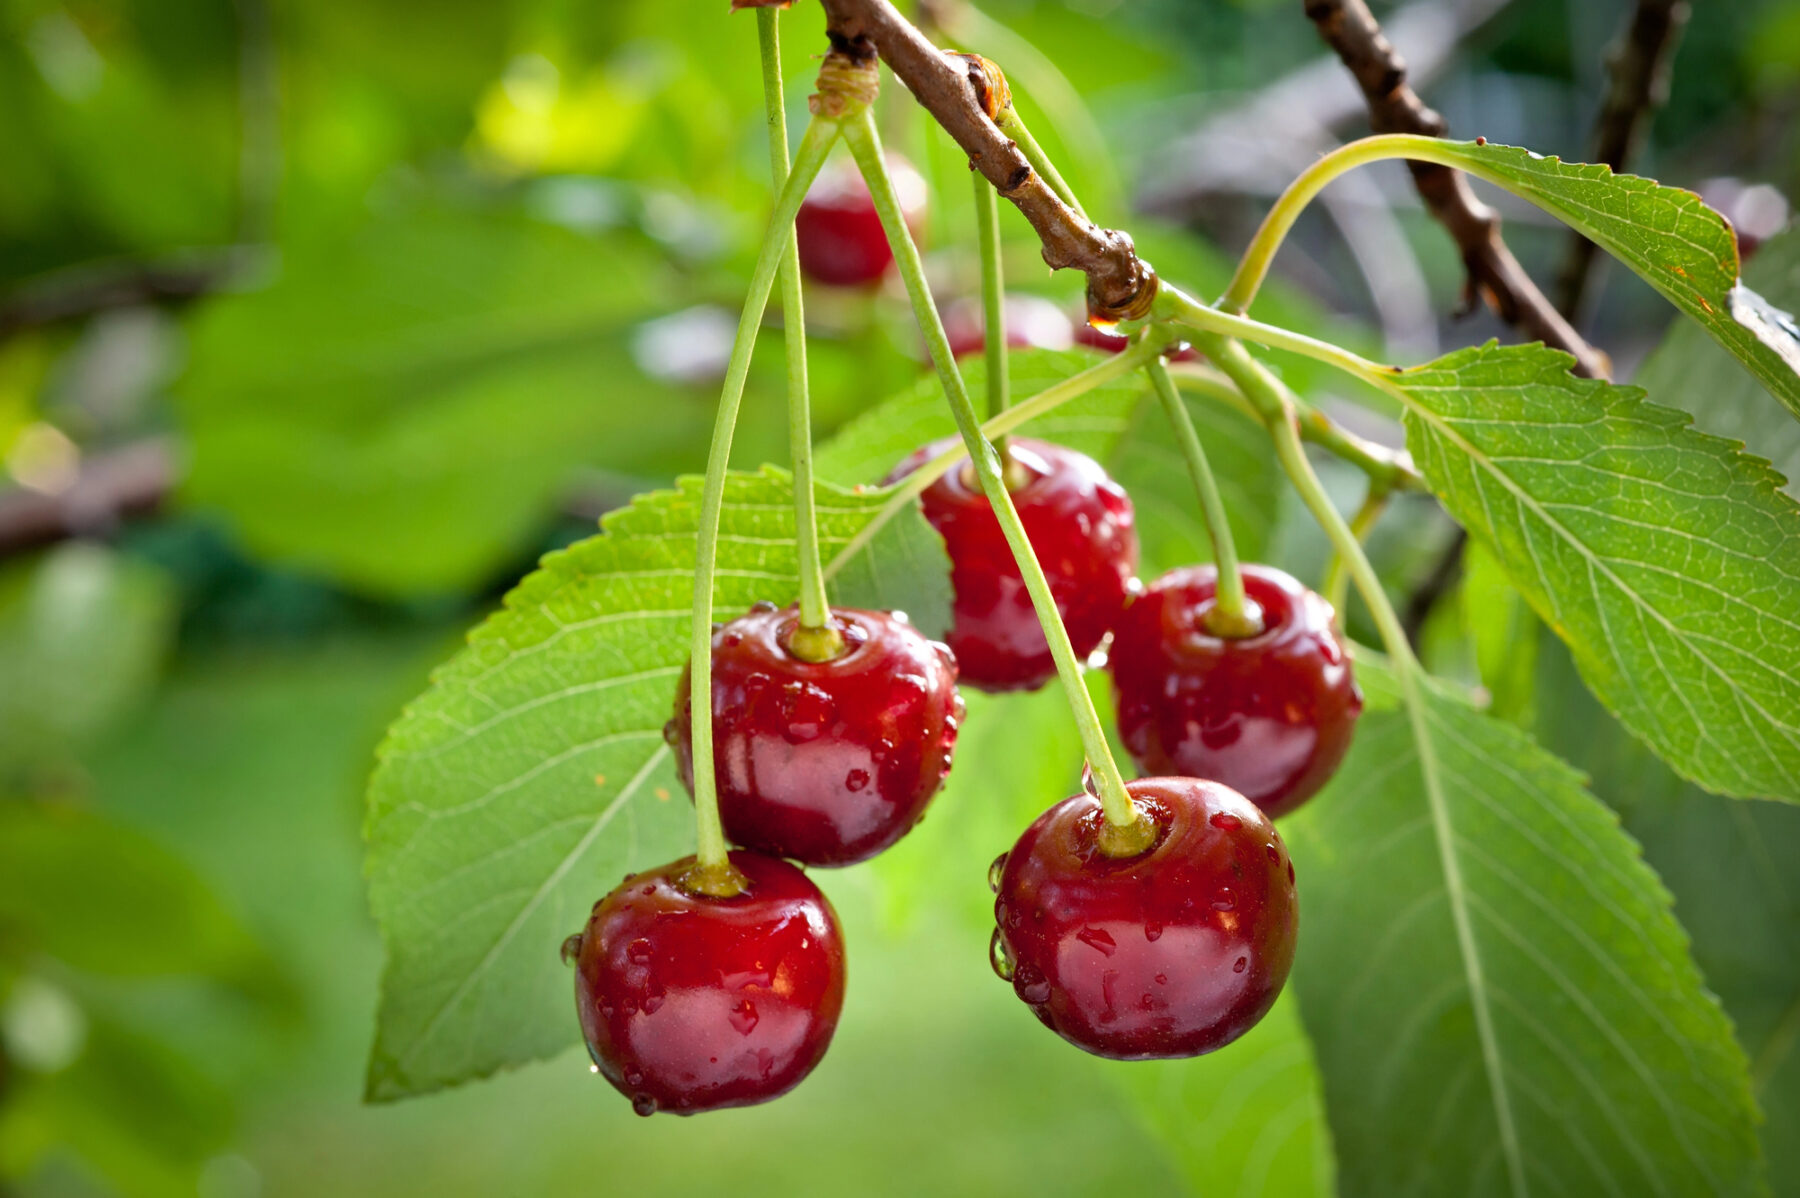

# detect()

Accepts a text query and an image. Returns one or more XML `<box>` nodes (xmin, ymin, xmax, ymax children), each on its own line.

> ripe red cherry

<box><xmin>671</xmin><ymin>603</ymin><xmax>963</xmax><ymax>866</ymax></box>
<box><xmin>1108</xmin><ymin>563</ymin><xmax>1362</xmax><ymax>818</ymax></box>
<box><xmin>942</xmin><ymin>293</ymin><xmax>1075</xmax><ymax>359</ymax></box>
<box><xmin>1072</xmin><ymin>319</ymin><xmax>1198</xmax><ymax>363</ymax></box>
<box><xmin>793</xmin><ymin>153</ymin><xmax>927</xmax><ymax>288</ymax></box>
<box><xmin>883</xmin><ymin>437</ymin><xmax>1137</xmax><ymax>692</ymax></box>
<box><xmin>990</xmin><ymin>776</ymin><xmax>1297</xmax><ymax>1059</ymax></box>
<box><xmin>570</xmin><ymin>850</ymin><xmax>845</xmax><ymax>1116</ymax></box>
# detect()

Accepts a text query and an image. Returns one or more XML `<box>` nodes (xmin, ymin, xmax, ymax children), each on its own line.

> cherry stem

<box><xmin>687</xmin><ymin>112</ymin><xmax>840</xmax><ymax>876</ymax></box>
<box><xmin>996</xmin><ymin>105</ymin><xmax>1088</xmax><ymax>223</ymax></box>
<box><xmin>1144</xmin><ymin>355</ymin><xmax>1258</xmax><ymax>637</ymax></box>
<box><xmin>844</xmin><ymin>106</ymin><xmax>1151</xmax><ymax>854</ymax></box>
<box><xmin>1322</xmin><ymin>485</ymin><xmax>1390</xmax><ymax>617</ymax></box>
<box><xmin>758</xmin><ymin>9</ymin><xmax>839</xmax><ymax>656</ymax></box>
<box><xmin>972</xmin><ymin>167</ymin><xmax>1012</xmax><ymax>474</ymax></box>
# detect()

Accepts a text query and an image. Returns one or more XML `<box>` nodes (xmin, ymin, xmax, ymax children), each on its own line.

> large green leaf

<box><xmin>1394</xmin><ymin>341</ymin><xmax>1800</xmax><ymax>801</ymax></box>
<box><xmin>363</xmin><ymin>468</ymin><xmax>949</xmax><ymax>1100</ymax></box>
<box><xmin>1534</xmin><ymin>633</ymin><xmax>1800</xmax><ymax>1193</ymax></box>
<box><xmin>816</xmin><ymin>347</ymin><xmax>1280</xmax><ymax>574</ymax></box>
<box><xmin>1433</xmin><ymin>141</ymin><xmax>1800</xmax><ymax>418</ymax></box>
<box><xmin>1285</xmin><ymin>663</ymin><xmax>1765</xmax><ymax>1197</ymax></box>
<box><xmin>1636</xmin><ymin>225</ymin><xmax>1800</xmax><ymax>498</ymax></box>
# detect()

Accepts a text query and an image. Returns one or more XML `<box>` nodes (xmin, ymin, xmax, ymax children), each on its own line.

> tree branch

<box><xmin>817</xmin><ymin>0</ymin><xmax>1157</xmax><ymax>320</ymax></box>
<box><xmin>0</xmin><ymin>439</ymin><xmax>177</xmax><ymax>555</ymax></box>
<box><xmin>1303</xmin><ymin>0</ymin><xmax>1611</xmax><ymax>380</ymax></box>
<box><xmin>1551</xmin><ymin>0</ymin><xmax>1690</xmax><ymax>317</ymax></box>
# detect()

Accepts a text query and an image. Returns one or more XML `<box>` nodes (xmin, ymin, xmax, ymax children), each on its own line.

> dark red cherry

<box><xmin>942</xmin><ymin>293</ymin><xmax>1075</xmax><ymax>359</ymax></box>
<box><xmin>571</xmin><ymin>850</ymin><xmax>845</xmax><ymax>1116</ymax></box>
<box><xmin>1109</xmin><ymin>564</ymin><xmax>1362</xmax><ymax>818</ymax></box>
<box><xmin>1072</xmin><ymin>319</ymin><xmax>1198</xmax><ymax>363</ymax></box>
<box><xmin>671</xmin><ymin>604</ymin><xmax>963</xmax><ymax>866</ymax></box>
<box><xmin>883</xmin><ymin>437</ymin><xmax>1137</xmax><ymax>693</ymax></box>
<box><xmin>991</xmin><ymin>776</ymin><xmax>1297</xmax><ymax>1059</ymax></box>
<box><xmin>794</xmin><ymin>153</ymin><xmax>927</xmax><ymax>288</ymax></box>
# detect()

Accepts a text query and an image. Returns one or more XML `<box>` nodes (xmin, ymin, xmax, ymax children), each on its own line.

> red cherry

<box><xmin>942</xmin><ymin>293</ymin><xmax>1076</xmax><ymax>359</ymax></box>
<box><xmin>1071</xmin><ymin>319</ymin><xmax>1199</xmax><ymax>363</ymax></box>
<box><xmin>1108</xmin><ymin>564</ymin><xmax>1362</xmax><ymax>818</ymax></box>
<box><xmin>990</xmin><ymin>776</ymin><xmax>1297</xmax><ymax>1059</ymax></box>
<box><xmin>571</xmin><ymin>850</ymin><xmax>845</xmax><ymax>1116</ymax></box>
<box><xmin>883</xmin><ymin>437</ymin><xmax>1137</xmax><ymax>693</ymax></box>
<box><xmin>794</xmin><ymin>154</ymin><xmax>927</xmax><ymax>288</ymax></box>
<box><xmin>671</xmin><ymin>604</ymin><xmax>963</xmax><ymax>866</ymax></box>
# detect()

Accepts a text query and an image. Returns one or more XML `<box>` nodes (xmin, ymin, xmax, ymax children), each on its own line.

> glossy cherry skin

<box><xmin>883</xmin><ymin>437</ymin><xmax>1137</xmax><ymax>692</ymax></box>
<box><xmin>571</xmin><ymin>850</ymin><xmax>846</xmax><ymax>1116</ymax></box>
<box><xmin>1109</xmin><ymin>564</ymin><xmax>1362</xmax><ymax>819</ymax></box>
<box><xmin>943</xmin><ymin>293</ymin><xmax>1075</xmax><ymax>360</ymax></box>
<box><xmin>671</xmin><ymin>603</ymin><xmax>963</xmax><ymax>866</ymax></box>
<box><xmin>990</xmin><ymin>777</ymin><xmax>1297</xmax><ymax>1059</ymax></box>
<box><xmin>794</xmin><ymin>154</ymin><xmax>927</xmax><ymax>288</ymax></box>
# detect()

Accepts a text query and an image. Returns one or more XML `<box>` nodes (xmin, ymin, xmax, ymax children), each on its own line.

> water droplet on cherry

<box><xmin>1076</xmin><ymin>926</ymin><xmax>1117</xmax><ymax>956</ymax></box>
<box><xmin>1210</xmin><ymin>812</ymin><xmax>1243</xmax><ymax>831</ymax></box>
<box><xmin>560</xmin><ymin>933</ymin><xmax>584</xmax><ymax>965</ymax></box>
<box><xmin>988</xmin><ymin>851</ymin><xmax>1009</xmax><ymax>893</ymax></box>
<box><xmin>1233</xmin><ymin>956</ymin><xmax>1248</xmax><ymax>974</ymax></box>
<box><xmin>728</xmin><ymin>999</ymin><xmax>760</xmax><ymax>1035</ymax></box>
<box><xmin>632</xmin><ymin>1094</ymin><xmax>658</xmax><ymax>1117</ymax></box>
<box><xmin>989</xmin><ymin>928</ymin><xmax>1016</xmax><ymax>981</ymax></box>
<box><xmin>845</xmin><ymin>768</ymin><xmax>871</xmax><ymax>792</ymax></box>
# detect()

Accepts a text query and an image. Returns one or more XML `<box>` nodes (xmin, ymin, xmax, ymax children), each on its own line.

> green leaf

<box><xmin>362</xmin><ymin>468</ymin><xmax>949</xmax><ymax>1100</ymax></box>
<box><xmin>1636</xmin><ymin>225</ymin><xmax>1800</xmax><ymax>498</ymax></box>
<box><xmin>1285</xmin><ymin>662</ymin><xmax>1766</xmax><ymax>1197</ymax></box>
<box><xmin>1394</xmin><ymin>340</ymin><xmax>1800</xmax><ymax>800</ymax></box>
<box><xmin>1460</xmin><ymin>538</ymin><xmax>1538</xmax><ymax>727</ymax></box>
<box><xmin>175</xmin><ymin>205</ymin><xmax>707</xmax><ymax>597</ymax></box>
<box><xmin>816</xmin><ymin>347</ymin><xmax>1280</xmax><ymax>574</ymax></box>
<box><xmin>1534</xmin><ymin>633</ymin><xmax>1800</xmax><ymax>1193</ymax></box>
<box><xmin>1434</xmin><ymin>141</ymin><xmax>1800</xmax><ymax>418</ymax></box>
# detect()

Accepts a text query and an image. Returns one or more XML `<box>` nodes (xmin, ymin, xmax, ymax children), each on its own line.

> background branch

<box><xmin>1551</xmin><ymin>0</ymin><xmax>1691</xmax><ymax>318</ymax></box>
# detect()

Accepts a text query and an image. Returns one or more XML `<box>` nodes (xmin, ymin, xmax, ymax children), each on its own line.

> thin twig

<box><xmin>1551</xmin><ymin>0</ymin><xmax>1690</xmax><ymax>318</ymax></box>
<box><xmin>1303</xmin><ymin>0</ymin><xmax>1610</xmax><ymax>380</ymax></box>
<box><xmin>818</xmin><ymin>0</ymin><xmax>1157</xmax><ymax>320</ymax></box>
<box><xmin>0</xmin><ymin>439</ymin><xmax>178</xmax><ymax>554</ymax></box>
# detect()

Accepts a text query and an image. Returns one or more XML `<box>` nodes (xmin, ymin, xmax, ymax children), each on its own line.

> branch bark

<box><xmin>0</xmin><ymin>439</ymin><xmax>177</xmax><ymax>555</ymax></box>
<box><xmin>817</xmin><ymin>0</ymin><xmax>1157</xmax><ymax>320</ymax></box>
<box><xmin>1551</xmin><ymin>0</ymin><xmax>1690</xmax><ymax>317</ymax></box>
<box><xmin>1303</xmin><ymin>0</ymin><xmax>1611</xmax><ymax>380</ymax></box>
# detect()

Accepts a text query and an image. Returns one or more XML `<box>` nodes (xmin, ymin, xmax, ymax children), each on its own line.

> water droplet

<box><xmin>641</xmin><ymin>991</ymin><xmax>665</xmax><ymax>1015</ymax></box>
<box><xmin>1015</xmin><ymin>964</ymin><xmax>1051</xmax><ymax>1005</ymax></box>
<box><xmin>1288</xmin><ymin>862</ymin><xmax>1296</xmax><ymax>885</ymax></box>
<box><xmin>627</xmin><ymin>938</ymin><xmax>653</xmax><ymax>964</ymax></box>
<box><xmin>721</xmin><ymin>633</ymin><xmax>743</xmax><ymax>649</ymax></box>
<box><xmin>1085</xmin><ymin>646</ymin><xmax>1109</xmax><ymax>670</ymax></box>
<box><xmin>1076</xmin><ymin>926</ymin><xmax>1117</xmax><ymax>956</ymax></box>
<box><xmin>1144</xmin><ymin>922</ymin><xmax>1162</xmax><ymax>942</ymax></box>
<box><xmin>1266</xmin><ymin>844</ymin><xmax>1280</xmax><ymax>863</ymax></box>
<box><xmin>751</xmin><ymin>599</ymin><xmax>778</xmax><ymax>614</ymax></box>
<box><xmin>728</xmin><ymin>999</ymin><xmax>760</xmax><ymax>1035</ymax></box>
<box><xmin>589</xmin><ymin>1064</ymin><xmax>599</xmax><ymax>1074</ymax></box>
<box><xmin>1212</xmin><ymin>889</ymin><xmax>1236</xmax><ymax>911</ymax></box>
<box><xmin>711</xmin><ymin>621</ymin><xmax>725</xmax><ymax>633</ymax></box>
<box><xmin>1080</xmin><ymin>762</ymin><xmax>1101</xmax><ymax>799</ymax></box>
<box><xmin>1154</xmin><ymin>973</ymin><xmax>1168</xmax><ymax>985</ymax></box>
<box><xmin>1139</xmin><ymin>993</ymin><xmax>1155</xmax><ymax>1010</ymax></box>
<box><xmin>891</xmin><ymin>609</ymin><xmax>910</xmax><ymax>625</ymax></box>
<box><xmin>625</xmin><ymin>1068</ymin><xmax>644</xmax><ymax>1087</ymax></box>
<box><xmin>988</xmin><ymin>852</ymin><xmax>1008</xmax><ymax>893</ymax></box>
<box><xmin>989</xmin><ymin>928</ymin><xmax>1016</xmax><ymax>981</ymax></box>
<box><xmin>632</xmin><ymin>1094</ymin><xmax>658</xmax><ymax>1117</ymax></box>
<box><xmin>641</xmin><ymin>885</ymin><xmax>655</xmax><ymax>896</ymax></box>
<box><xmin>1233</xmin><ymin>956</ymin><xmax>1248</xmax><ymax>974</ymax></box>
<box><xmin>779</xmin><ymin>680</ymin><xmax>838</xmax><ymax>743</ymax></box>
<box><xmin>599</xmin><ymin>1003</ymin><xmax>615</xmax><ymax>1018</ymax></box>
<box><xmin>1210</xmin><ymin>811</ymin><xmax>1243</xmax><ymax>831</ymax></box>
<box><xmin>662</xmin><ymin>719</ymin><xmax>680</xmax><ymax>745</ymax></box>
<box><xmin>560</xmin><ymin>933</ymin><xmax>584</xmax><ymax>965</ymax></box>
<box><xmin>845</xmin><ymin>768</ymin><xmax>871</xmax><ymax>792</ymax></box>
<box><xmin>933</xmin><ymin>642</ymin><xmax>956</xmax><ymax>670</ymax></box>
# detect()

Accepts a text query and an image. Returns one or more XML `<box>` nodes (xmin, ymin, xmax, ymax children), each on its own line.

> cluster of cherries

<box><xmin>564</xmin><ymin>154</ymin><xmax>1362</xmax><ymax>1118</ymax></box>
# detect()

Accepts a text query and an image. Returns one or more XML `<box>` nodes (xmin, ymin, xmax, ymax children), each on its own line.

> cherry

<box><xmin>1108</xmin><ymin>563</ymin><xmax>1362</xmax><ymax>819</ymax></box>
<box><xmin>990</xmin><ymin>776</ymin><xmax>1297</xmax><ymax>1059</ymax></box>
<box><xmin>794</xmin><ymin>153</ymin><xmax>927</xmax><ymax>288</ymax></box>
<box><xmin>1071</xmin><ymin>319</ymin><xmax>1198</xmax><ymax>363</ymax></box>
<box><xmin>671</xmin><ymin>602</ymin><xmax>963</xmax><ymax>866</ymax></box>
<box><xmin>883</xmin><ymin>437</ymin><xmax>1137</xmax><ymax>693</ymax></box>
<box><xmin>570</xmin><ymin>850</ymin><xmax>845</xmax><ymax>1116</ymax></box>
<box><xmin>942</xmin><ymin>293</ymin><xmax>1075</xmax><ymax>360</ymax></box>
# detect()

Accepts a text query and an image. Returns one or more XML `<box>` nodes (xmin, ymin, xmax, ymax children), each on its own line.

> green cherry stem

<box><xmin>972</xmin><ymin>165</ymin><xmax>1013</xmax><ymax>472</ymax></box>
<box><xmin>1321</xmin><ymin>486</ymin><xmax>1391</xmax><ymax>616</ymax></box>
<box><xmin>757</xmin><ymin>9</ymin><xmax>839</xmax><ymax>660</ymax></box>
<box><xmin>1157</xmin><ymin>283</ymin><xmax>1397</xmax><ymax>396</ymax></box>
<box><xmin>996</xmin><ymin>105</ymin><xmax>1088</xmax><ymax>223</ymax></box>
<box><xmin>843</xmin><ymin>106</ymin><xmax>1151</xmax><ymax>855</ymax></box>
<box><xmin>1144</xmin><ymin>356</ymin><xmax>1257</xmax><ymax>636</ymax></box>
<box><xmin>685</xmin><ymin>113</ymin><xmax>840</xmax><ymax>890</ymax></box>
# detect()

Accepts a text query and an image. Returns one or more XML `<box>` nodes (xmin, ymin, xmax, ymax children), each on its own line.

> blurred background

<box><xmin>2</xmin><ymin>0</ymin><xmax>1797</xmax><ymax>1194</ymax></box>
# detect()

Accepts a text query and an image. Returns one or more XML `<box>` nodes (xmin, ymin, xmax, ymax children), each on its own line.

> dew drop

<box><xmin>641</xmin><ymin>991</ymin><xmax>665</xmax><ymax>1015</ymax></box>
<box><xmin>1144</xmin><ymin>922</ymin><xmax>1163</xmax><ymax>942</ymax></box>
<box><xmin>632</xmin><ymin>1094</ymin><xmax>658</xmax><ymax>1117</ymax></box>
<box><xmin>599</xmin><ymin>1003</ymin><xmax>615</xmax><ymax>1018</ymax></box>
<box><xmin>1210</xmin><ymin>811</ymin><xmax>1243</xmax><ymax>831</ymax></box>
<box><xmin>1212</xmin><ymin>888</ymin><xmax>1236</xmax><ymax>912</ymax></box>
<box><xmin>1154</xmin><ymin>973</ymin><xmax>1168</xmax><ymax>985</ymax></box>
<box><xmin>1015</xmin><ymin>964</ymin><xmax>1051</xmax><ymax>1005</ymax></box>
<box><xmin>933</xmin><ymin>642</ymin><xmax>956</xmax><ymax>670</ymax></box>
<box><xmin>560</xmin><ymin>933</ymin><xmax>584</xmax><ymax>965</ymax></box>
<box><xmin>751</xmin><ymin>599</ymin><xmax>778</xmax><ymax>614</ymax></box>
<box><xmin>845</xmin><ymin>768</ymin><xmax>871</xmax><ymax>793</ymax></box>
<box><xmin>989</xmin><ymin>928</ymin><xmax>1016</xmax><ymax>981</ymax></box>
<box><xmin>627</xmin><ymin>938</ymin><xmax>653</xmax><ymax>964</ymax></box>
<box><xmin>1288</xmin><ymin>861</ymin><xmax>1296</xmax><ymax>885</ymax></box>
<box><xmin>1233</xmin><ymin>956</ymin><xmax>1248</xmax><ymax>974</ymax></box>
<box><xmin>728</xmin><ymin>999</ymin><xmax>760</xmax><ymax>1035</ymax></box>
<box><xmin>891</xmin><ymin>610</ymin><xmax>910</xmax><ymax>625</ymax></box>
<box><xmin>1076</xmin><ymin>926</ymin><xmax>1117</xmax><ymax>956</ymax></box>
<box><xmin>1139</xmin><ymin>992</ymin><xmax>1155</xmax><ymax>1010</ymax></box>
<box><xmin>721</xmin><ymin>633</ymin><xmax>743</xmax><ymax>648</ymax></box>
<box><xmin>1266</xmin><ymin>844</ymin><xmax>1281</xmax><ymax>863</ymax></box>
<box><xmin>779</xmin><ymin>680</ymin><xmax>838</xmax><ymax>743</ymax></box>
<box><xmin>711</xmin><ymin>621</ymin><xmax>725</xmax><ymax>633</ymax></box>
<box><xmin>641</xmin><ymin>885</ymin><xmax>656</xmax><ymax>896</ymax></box>
<box><xmin>662</xmin><ymin>719</ymin><xmax>680</xmax><ymax>745</ymax></box>
<box><xmin>625</xmin><ymin>1068</ymin><xmax>644</xmax><ymax>1087</ymax></box>
<box><xmin>1080</xmin><ymin>762</ymin><xmax>1101</xmax><ymax>799</ymax></box>
<box><xmin>988</xmin><ymin>851</ymin><xmax>1009</xmax><ymax>893</ymax></box>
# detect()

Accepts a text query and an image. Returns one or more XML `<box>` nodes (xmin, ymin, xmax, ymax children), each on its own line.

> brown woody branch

<box><xmin>1303</xmin><ymin>0</ymin><xmax>1611</xmax><ymax>380</ymax></box>
<box><xmin>0</xmin><ymin>439</ymin><xmax>177</xmax><ymax>555</ymax></box>
<box><xmin>1551</xmin><ymin>0</ymin><xmax>1690</xmax><ymax>317</ymax></box>
<box><xmin>817</xmin><ymin>0</ymin><xmax>1157</xmax><ymax>320</ymax></box>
